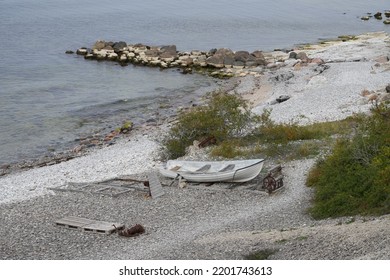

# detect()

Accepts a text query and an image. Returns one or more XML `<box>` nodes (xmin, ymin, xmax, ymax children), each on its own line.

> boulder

<box><xmin>107</xmin><ymin>52</ymin><xmax>118</xmax><ymax>61</ymax></box>
<box><xmin>234</xmin><ymin>51</ymin><xmax>251</xmax><ymax>62</ymax></box>
<box><xmin>374</xmin><ymin>12</ymin><xmax>382</xmax><ymax>20</ymax></box>
<box><xmin>223</xmin><ymin>56</ymin><xmax>235</xmax><ymax>67</ymax></box>
<box><xmin>296</xmin><ymin>52</ymin><xmax>309</xmax><ymax>62</ymax></box>
<box><xmin>112</xmin><ymin>41</ymin><xmax>127</xmax><ymax>52</ymax></box>
<box><xmin>215</xmin><ymin>48</ymin><xmax>234</xmax><ymax>57</ymax></box>
<box><xmin>289</xmin><ymin>51</ymin><xmax>297</xmax><ymax>59</ymax></box>
<box><xmin>145</xmin><ymin>49</ymin><xmax>159</xmax><ymax>57</ymax></box>
<box><xmin>208</xmin><ymin>48</ymin><xmax>217</xmax><ymax>56</ymax></box>
<box><xmin>92</xmin><ymin>40</ymin><xmax>106</xmax><ymax>50</ymax></box>
<box><xmin>102</xmin><ymin>45</ymin><xmax>114</xmax><ymax>51</ymax></box>
<box><xmin>76</xmin><ymin>48</ymin><xmax>88</xmax><ymax>55</ymax></box>
<box><xmin>160</xmin><ymin>45</ymin><xmax>177</xmax><ymax>56</ymax></box>
<box><xmin>206</xmin><ymin>54</ymin><xmax>225</xmax><ymax>68</ymax></box>
<box><xmin>251</xmin><ymin>50</ymin><xmax>264</xmax><ymax>58</ymax></box>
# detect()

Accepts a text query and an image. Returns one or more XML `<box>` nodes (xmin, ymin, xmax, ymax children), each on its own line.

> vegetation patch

<box><xmin>307</xmin><ymin>102</ymin><xmax>390</xmax><ymax>219</ymax></box>
<box><xmin>162</xmin><ymin>90</ymin><xmax>256</xmax><ymax>159</ymax></box>
<box><xmin>161</xmin><ymin>89</ymin><xmax>389</xmax><ymax>220</ymax></box>
<box><xmin>244</xmin><ymin>249</ymin><xmax>276</xmax><ymax>260</ymax></box>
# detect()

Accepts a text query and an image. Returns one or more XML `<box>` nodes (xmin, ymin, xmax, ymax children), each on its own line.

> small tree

<box><xmin>162</xmin><ymin>90</ymin><xmax>255</xmax><ymax>159</ymax></box>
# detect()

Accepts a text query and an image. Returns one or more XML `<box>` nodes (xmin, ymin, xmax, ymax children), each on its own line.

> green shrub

<box><xmin>307</xmin><ymin>102</ymin><xmax>390</xmax><ymax>219</ymax></box>
<box><xmin>244</xmin><ymin>249</ymin><xmax>276</xmax><ymax>260</ymax></box>
<box><xmin>162</xmin><ymin>90</ymin><xmax>256</xmax><ymax>159</ymax></box>
<box><xmin>254</xmin><ymin>109</ymin><xmax>352</xmax><ymax>143</ymax></box>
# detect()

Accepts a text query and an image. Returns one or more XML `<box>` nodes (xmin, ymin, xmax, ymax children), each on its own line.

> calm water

<box><xmin>0</xmin><ymin>0</ymin><xmax>389</xmax><ymax>164</ymax></box>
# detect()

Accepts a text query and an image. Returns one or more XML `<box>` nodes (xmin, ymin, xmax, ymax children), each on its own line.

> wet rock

<box><xmin>112</xmin><ymin>41</ymin><xmax>127</xmax><ymax>52</ymax></box>
<box><xmin>361</xmin><ymin>16</ymin><xmax>370</xmax><ymax>21</ymax></box>
<box><xmin>76</xmin><ymin>48</ymin><xmax>88</xmax><ymax>55</ymax></box>
<box><xmin>385</xmin><ymin>11</ymin><xmax>390</xmax><ymax>18</ymax></box>
<box><xmin>374</xmin><ymin>12</ymin><xmax>382</xmax><ymax>20</ymax></box>
<box><xmin>384</xmin><ymin>20</ymin><xmax>390</xmax><ymax>24</ymax></box>
<box><xmin>386</xmin><ymin>84</ymin><xmax>390</xmax><ymax>93</ymax></box>
<box><xmin>65</xmin><ymin>50</ymin><xmax>74</xmax><ymax>54</ymax></box>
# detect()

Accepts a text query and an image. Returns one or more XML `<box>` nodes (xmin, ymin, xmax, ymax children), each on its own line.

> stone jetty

<box><xmin>74</xmin><ymin>40</ymin><xmax>274</xmax><ymax>78</ymax></box>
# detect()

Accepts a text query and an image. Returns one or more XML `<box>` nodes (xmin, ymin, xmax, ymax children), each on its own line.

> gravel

<box><xmin>1</xmin><ymin>32</ymin><xmax>389</xmax><ymax>260</ymax></box>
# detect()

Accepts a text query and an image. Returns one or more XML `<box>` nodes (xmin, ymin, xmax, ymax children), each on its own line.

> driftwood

<box><xmin>113</xmin><ymin>224</ymin><xmax>145</xmax><ymax>237</ymax></box>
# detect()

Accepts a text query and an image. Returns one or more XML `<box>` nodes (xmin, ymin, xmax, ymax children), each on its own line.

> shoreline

<box><xmin>1</xmin><ymin>32</ymin><xmax>390</xmax><ymax>259</ymax></box>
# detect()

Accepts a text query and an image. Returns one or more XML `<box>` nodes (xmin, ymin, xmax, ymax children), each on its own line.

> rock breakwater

<box><xmin>74</xmin><ymin>40</ymin><xmax>272</xmax><ymax>78</ymax></box>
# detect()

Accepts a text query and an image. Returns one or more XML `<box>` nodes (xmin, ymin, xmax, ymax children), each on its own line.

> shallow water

<box><xmin>0</xmin><ymin>0</ymin><xmax>389</xmax><ymax>164</ymax></box>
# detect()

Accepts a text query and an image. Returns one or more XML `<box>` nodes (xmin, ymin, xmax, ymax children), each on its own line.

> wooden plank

<box><xmin>54</xmin><ymin>216</ymin><xmax>124</xmax><ymax>234</ymax></box>
<box><xmin>148</xmin><ymin>172</ymin><xmax>165</xmax><ymax>198</ymax></box>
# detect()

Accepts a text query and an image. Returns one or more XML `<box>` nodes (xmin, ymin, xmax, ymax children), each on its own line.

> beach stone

<box><xmin>102</xmin><ymin>45</ymin><xmax>114</xmax><ymax>51</ymax></box>
<box><xmin>361</xmin><ymin>16</ymin><xmax>370</xmax><ymax>21</ymax></box>
<box><xmin>84</xmin><ymin>53</ymin><xmax>94</xmax><ymax>59</ymax></box>
<box><xmin>107</xmin><ymin>53</ymin><xmax>118</xmax><ymax>60</ymax></box>
<box><xmin>386</xmin><ymin>84</ymin><xmax>390</xmax><ymax>93</ymax></box>
<box><xmin>384</xmin><ymin>20</ymin><xmax>390</xmax><ymax>24</ymax></box>
<box><xmin>191</xmin><ymin>50</ymin><xmax>202</xmax><ymax>56</ymax></box>
<box><xmin>276</xmin><ymin>95</ymin><xmax>291</xmax><ymax>103</ymax></box>
<box><xmin>234</xmin><ymin>51</ymin><xmax>251</xmax><ymax>62</ymax></box>
<box><xmin>145</xmin><ymin>49</ymin><xmax>159</xmax><ymax>57</ymax></box>
<box><xmin>374</xmin><ymin>12</ymin><xmax>382</xmax><ymax>20</ymax></box>
<box><xmin>310</xmin><ymin>58</ymin><xmax>325</xmax><ymax>64</ymax></box>
<box><xmin>208</xmin><ymin>48</ymin><xmax>217</xmax><ymax>55</ymax></box>
<box><xmin>160</xmin><ymin>45</ymin><xmax>177</xmax><ymax>56</ymax></box>
<box><xmin>76</xmin><ymin>48</ymin><xmax>88</xmax><ymax>55</ymax></box>
<box><xmin>206</xmin><ymin>54</ymin><xmax>225</xmax><ymax>68</ymax></box>
<box><xmin>385</xmin><ymin>11</ymin><xmax>390</xmax><ymax>18</ymax></box>
<box><xmin>92</xmin><ymin>40</ymin><xmax>106</xmax><ymax>50</ymax></box>
<box><xmin>112</xmin><ymin>41</ymin><xmax>127</xmax><ymax>52</ymax></box>
<box><xmin>65</xmin><ymin>50</ymin><xmax>74</xmax><ymax>54</ymax></box>
<box><xmin>296</xmin><ymin>52</ymin><xmax>309</xmax><ymax>62</ymax></box>
<box><xmin>289</xmin><ymin>51</ymin><xmax>298</xmax><ymax>59</ymax></box>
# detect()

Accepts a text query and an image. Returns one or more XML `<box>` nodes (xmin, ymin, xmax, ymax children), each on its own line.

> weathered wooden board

<box><xmin>148</xmin><ymin>172</ymin><xmax>165</xmax><ymax>198</ymax></box>
<box><xmin>55</xmin><ymin>216</ymin><xmax>124</xmax><ymax>234</ymax></box>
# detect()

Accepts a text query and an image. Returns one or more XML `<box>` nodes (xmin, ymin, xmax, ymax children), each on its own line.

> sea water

<box><xmin>0</xmin><ymin>0</ymin><xmax>389</xmax><ymax>165</ymax></box>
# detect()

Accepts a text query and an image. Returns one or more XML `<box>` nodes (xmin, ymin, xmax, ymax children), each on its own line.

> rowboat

<box><xmin>159</xmin><ymin>158</ymin><xmax>265</xmax><ymax>183</ymax></box>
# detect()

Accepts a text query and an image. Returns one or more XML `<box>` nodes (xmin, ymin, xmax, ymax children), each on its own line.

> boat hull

<box><xmin>159</xmin><ymin>159</ymin><xmax>265</xmax><ymax>183</ymax></box>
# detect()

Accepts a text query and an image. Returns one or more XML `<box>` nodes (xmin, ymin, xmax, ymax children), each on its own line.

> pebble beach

<box><xmin>1</xmin><ymin>32</ymin><xmax>389</xmax><ymax>260</ymax></box>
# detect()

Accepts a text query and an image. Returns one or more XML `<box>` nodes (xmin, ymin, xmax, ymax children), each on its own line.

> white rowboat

<box><xmin>159</xmin><ymin>159</ymin><xmax>265</xmax><ymax>183</ymax></box>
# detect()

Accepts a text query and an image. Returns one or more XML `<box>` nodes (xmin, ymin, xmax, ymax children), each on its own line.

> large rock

<box><xmin>206</xmin><ymin>54</ymin><xmax>225</xmax><ymax>68</ymax></box>
<box><xmin>112</xmin><ymin>41</ymin><xmax>127</xmax><ymax>52</ymax></box>
<box><xmin>160</xmin><ymin>45</ymin><xmax>177</xmax><ymax>56</ymax></box>
<box><xmin>145</xmin><ymin>49</ymin><xmax>159</xmax><ymax>57</ymax></box>
<box><xmin>215</xmin><ymin>48</ymin><xmax>234</xmax><ymax>56</ymax></box>
<box><xmin>92</xmin><ymin>40</ymin><xmax>106</xmax><ymax>50</ymax></box>
<box><xmin>206</xmin><ymin>48</ymin><xmax>234</xmax><ymax>68</ymax></box>
<box><xmin>234</xmin><ymin>51</ymin><xmax>251</xmax><ymax>62</ymax></box>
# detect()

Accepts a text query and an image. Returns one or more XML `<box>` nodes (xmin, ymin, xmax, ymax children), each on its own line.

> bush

<box><xmin>307</xmin><ymin>102</ymin><xmax>390</xmax><ymax>219</ymax></box>
<box><xmin>254</xmin><ymin>109</ymin><xmax>344</xmax><ymax>143</ymax></box>
<box><xmin>162</xmin><ymin>90</ymin><xmax>256</xmax><ymax>159</ymax></box>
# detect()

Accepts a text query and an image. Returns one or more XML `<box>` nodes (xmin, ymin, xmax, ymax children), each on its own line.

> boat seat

<box><xmin>219</xmin><ymin>164</ymin><xmax>235</xmax><ymax>172</ymax></box>
<box><xmin>195</xmin><ymin>164</ymin><xmax>211</xmax><ymax>172</ymax></box>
